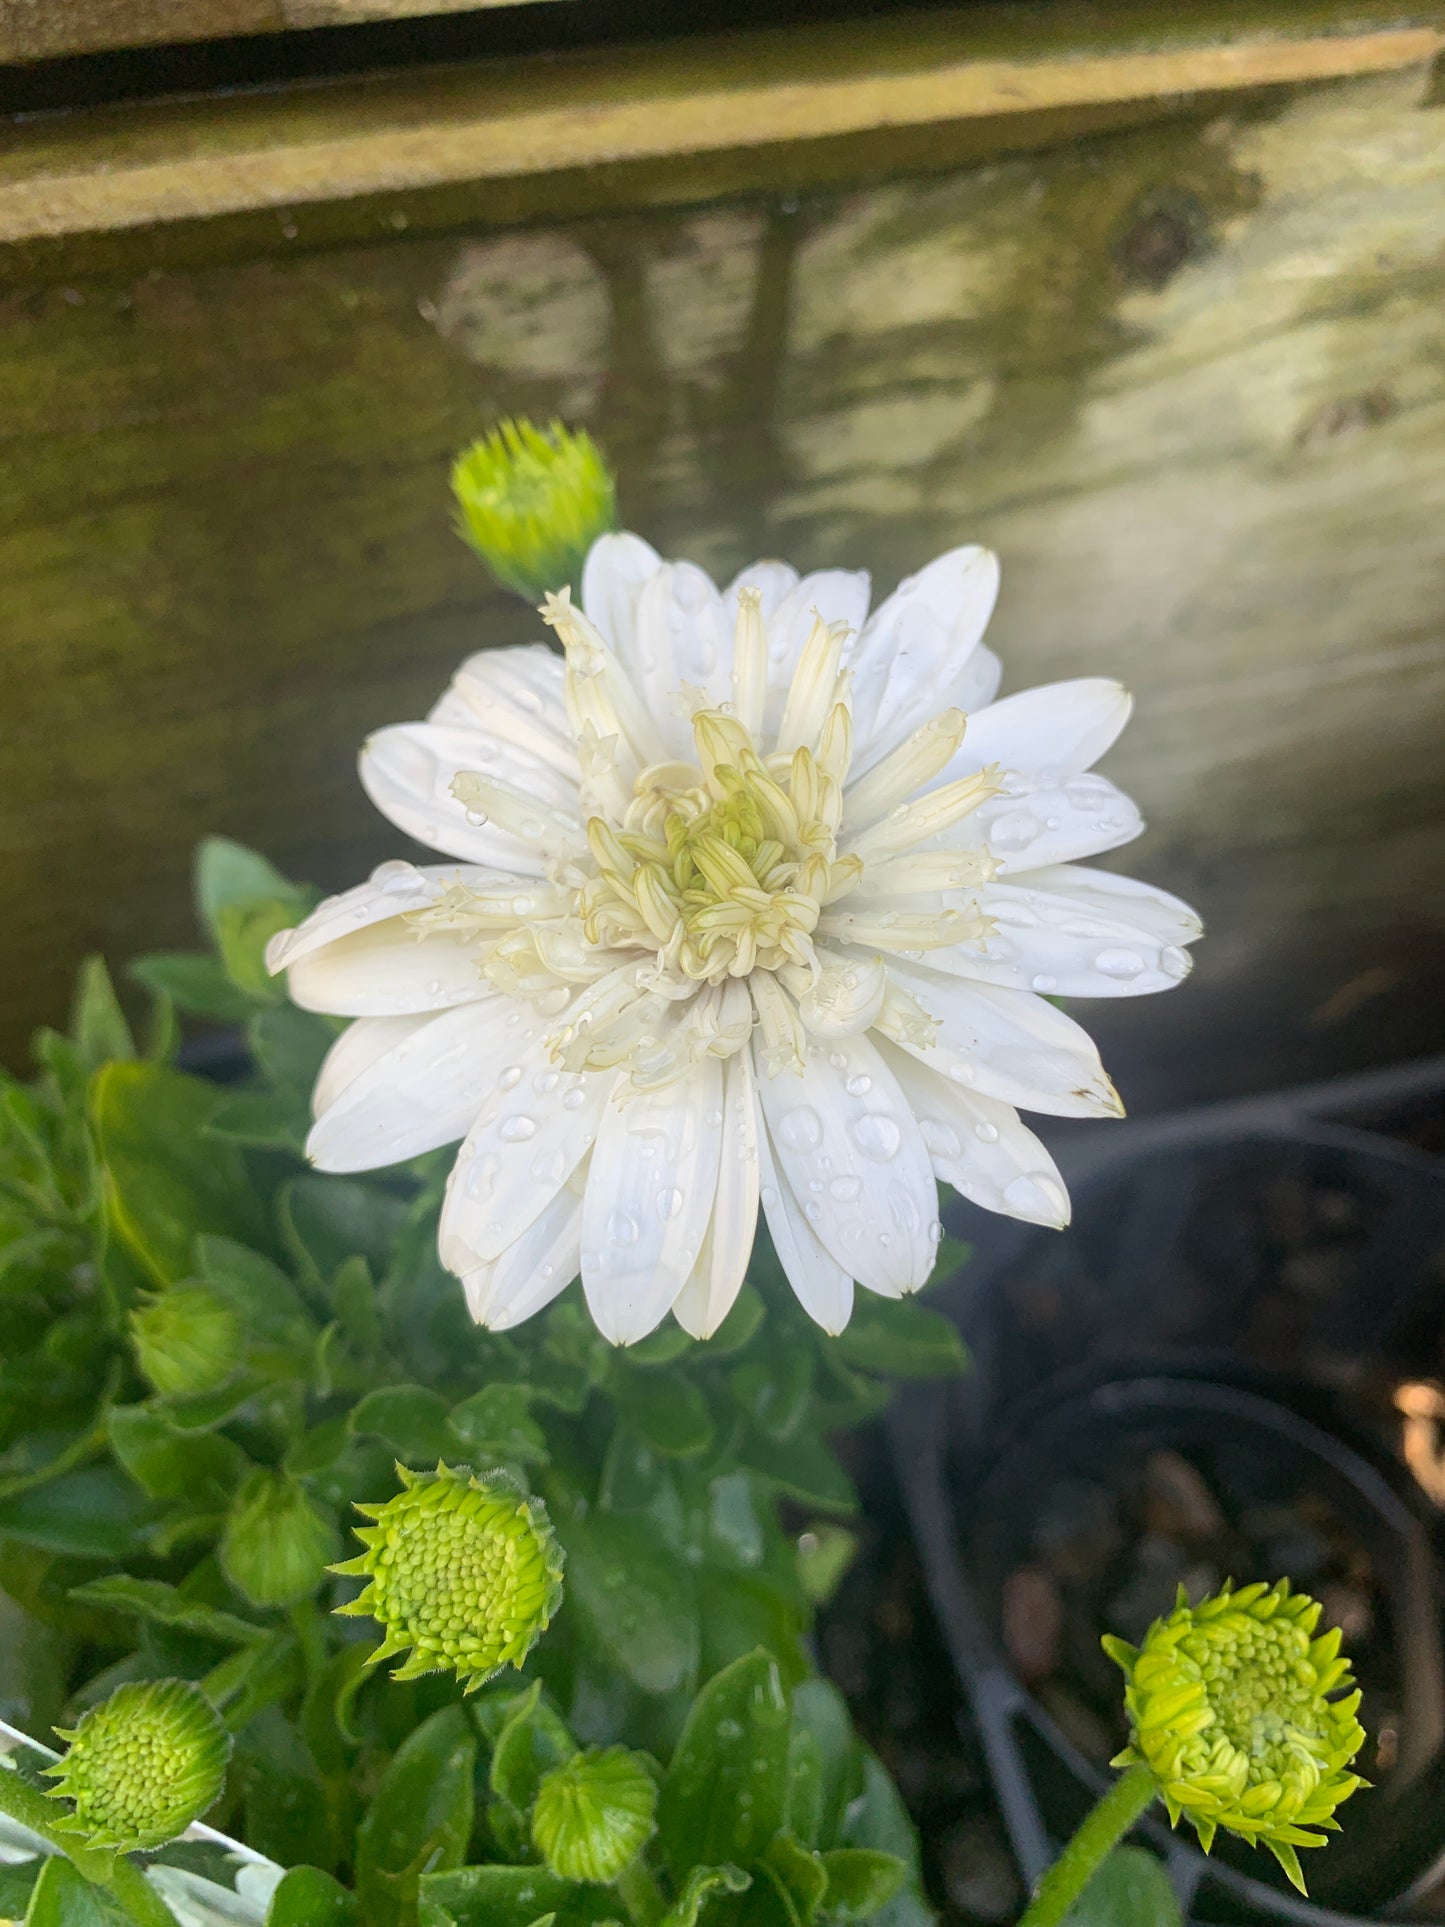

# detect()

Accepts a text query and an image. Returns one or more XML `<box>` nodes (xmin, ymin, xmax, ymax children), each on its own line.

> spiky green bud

<box><xmin>220</xmin><ymin>1468</ymin><xmax>339</xmax><ymax>1608</ymax></box>
<box><xmin>334</xmin><ymin>1462</ymin><xmax>563</xmax><ymax>1692</ymax></box>
<box><xmin>452</xmin><ymin>418</ymin><xmax>616</xmax><ymax>601</ymax></box>
<box><xmin>532</xmin><ymin>1746</ymin><xmax>658</xmax><ymax>1883</ymax></box>
<box><xmin>131</xmin><ymin>1286</ymin><xmax>240</xmax><ymax>1396</ymax></box>
<box><xmin>45</xmin><ymin>1679</ymin><xmax>230</xmax><ymax>1852</ymax></box>
<box><xmin>1104</xmin><ymin>1579</ymin><xmax>1367</xmax><ymax>1893</ymax></box>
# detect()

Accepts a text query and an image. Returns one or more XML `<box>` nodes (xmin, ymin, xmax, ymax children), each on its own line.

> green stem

<box><xmin>614</xmin><ymin>1853</ymin><xmax>667</xmax><ymax>1927</ymax></box>
<box><xmin>0</xmin><ymin>1763</ymin><xmax>180</xmax><ymax>1926</ymax></box>
<box><xmin>1017</xmin><ymin>1764</ymin><xmax>1158</xmax><ymax>1927</ymax></box>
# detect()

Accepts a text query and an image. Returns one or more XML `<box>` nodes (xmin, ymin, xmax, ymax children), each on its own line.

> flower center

<box><xmin>574</xmin><ymin>706</ymin><xmax>861</xmax><ymax>986</ymax></box>
<box><xmin>1182</xmin><ymin>1617</ymin><xmax>1331</xmax><ymax>1787</ymax></box>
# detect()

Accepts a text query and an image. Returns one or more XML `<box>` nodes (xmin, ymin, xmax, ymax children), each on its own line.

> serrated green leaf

<box><xmin>280</xmin><ymin>1175</ymin><xmax>408</xmax><ymax>1284</ymax></box>
<box><xmin>419</xmin><ymin>1867</ymin><xmax>623</xmax><ymax>1927</ymax></box>
<box><xmin>356</xmin><ymin>1707</ymin><xmax>477</xmax><ymax>1927</ymax></box>
<box><xmin>20</xmin><ymin>1855</ymin><xmax>133</xmax><ymax>1927</ymax></box>
<box><xmin>489</xmin><ymin>1679</ymin><xmax>577</xmax><ymax>1819</ymax></box>
<box><xmin>349</xmin><ymin>1385</ymin><xmax>453</xmax><ymax>1463</ymax></box>
<box><xmin>109</xmin><ymin>1403</ymin><xmax>245</xmax><ymax>1505</ymax></box>
<box><xmin>448</xmin><ymin>1384</ymin><xmax>548</xmax><ymax>1465</ymax></box>
<box><xmin>739</xmin><ymin>1428</ymin><xmax>856</xmax><ymax>1515</ymax></box>
<box><xmin>658</xmin><ymin>1649</ymin><xmax>791</xmax><ymax>1880</ymax></box>
<box><xmin>68</xmin><ymin>1574</ymin><xmax>265</xmax><ymax>1645</ymax></box>
<box><xmin>833</xmin><ymin>1298</ymin><xmax>967</xmax><ymax>1380</ymax></box>
<box><xmin>818</xmin><ymin>1849</ymin><xmax>906</xmax><ymax>1919</ymax></box>
<box><xmin>195</xmin><ymin>838</ymin><xmax>304</xmax><ymax>940</ymax></box>
<box><xmin>0</xmin><ymin>1463</ymin><xmax>156</xmax><ymax>1558</ymax></box>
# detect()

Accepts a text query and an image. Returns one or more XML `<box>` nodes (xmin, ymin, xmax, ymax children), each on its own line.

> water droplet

<box><xmin>929</xmin><ymin>1219</ymin><xmax>944</xmax><ymax>1243</ymax></box>
<box><xmin>920</xmin><ymin>1120</ymin><xmax>962</xmax><ymax>1161</ymax></box>
<box><xmin>656</xmin><ymin>1187</ymin><xmax>683</xmax><ymax>1222</ymax></box>
<box><xmin>1031</xmin><ymin>973</ymin><xmax>1057</xmax><ymax>992</ymax></box>
<box><xmin>988</xmin><ymin>811</ymin><xmax>1041</xmax><ymax>853</ymax></box>
<box><xmin>778</xmin><ymin>1106</ymin><xmax>823</xmax><ymax>1153</ymax></box>
<box><xmin>828</xmin><ymin>1050</ymin><xmax>848</xmax><ymax>1070</ymax></box>
<box><xmin>850</xmin><ymin>1114</ymin><xmax>901</xmax><ymax>1162</ymax></box>
<box><xmin>829</xmin><ymin>1174</ymin><xmax>863</xmax><ymax>1202</ymax></box>
<box><xmin>425</xmin><ymin>978</ymin><xmax>442</xmax><ymax>995</ymax></box>
<box><xmin>563</xmin><ymin>1086</ymin><xmax>586</xmax><ymax>1111</ymax></box>
<box><xmin>974</xmin><ymin>1120</ymin><xmax>1000</xmax><ymax>1144</ymax></box>
<box><xmin>531</xmin><ymin>1149</ymin><xmax>566</xmax><ymax>1184</ymax></box>
<box><xmin>844</xmin><ymin>1073</ymin><xmax>872</xmax><ymax>1097</ymax></box>
<box><xmin>607</xmin><ymin>1210</ymin><xmax>640</xmax><ymax>1246</ymax></box>
<box><xmin>499</xmin><ymin>1115</ymin><xmax>538</xmax><ymax>1142</ymax></box>
<box><xmin>760</xmin><ymin>1185</ymin><xmax>779</xmax><ymax>1208</ymax></box>
<box><xmin>465</xmin><ymin>808</ymin><xmax>489</xmax><ymax>828</ymax></box>
<box><xmin>806</xmin><ymin>1201</ymin><xmax>822</xmax><ymax>1221</ymax></box>
<box><xmin>705</xmin><ymin>1108</ymin><xmax>723</xmax><ymax>1127</ymax></box>
<box><xmin>534</xmin><ymin>1069</ymin><xmax>559</xmax><ymax>1093</ymax></box>
<box><xmin>1095</xmin><ymin>947</ymin><xmax>1146</xmax><ymax>980</ymax></box>
<box><xmin>373</xmin><ymin>860</ymin><xmax>416</xmax><ymax>892</ymax></box>
<box><xmin>1160</xmin><ymin>944</ymin><xmax>1191</xmax><ymax>980</ymax></box>
<box><xmin>947</xmin><ymin>1062</ymin><xmax>976</xmax><ymax>1085</ymax></box>
<box><xmin>499</xmin><ymin>1065</ymin><xmax>524</xmax><ymax>1090</ymax></box>
<box><xmin>839</xmin><ymin>1222</ymin><xmax>864</xmax><ymax>1249</ymax></box>
<box><xmin>1003</xmin><ymin>1172</ymin><xmax>1069</xmax><ymax>1222</ymax></box>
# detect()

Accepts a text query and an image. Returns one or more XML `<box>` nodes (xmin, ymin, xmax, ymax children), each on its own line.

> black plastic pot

<box><xmin>891</xmin><ymin>1055</ymin><xmax>1445</xmax><ymax>1925</ymax></box>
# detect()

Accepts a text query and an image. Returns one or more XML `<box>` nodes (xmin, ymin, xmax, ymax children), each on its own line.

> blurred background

<box><xmin>2</xmin><ymin>0</ymin><xmax>1443</xmax><ymax>1108</ymax></box>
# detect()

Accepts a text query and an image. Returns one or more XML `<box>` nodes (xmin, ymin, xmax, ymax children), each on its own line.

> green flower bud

<box><xmin>333</xmin><ymin>1462</ymin><xmax>563</xmax><ymax>1692</ymax></box>
<box><xmin>532</xmin><ymin>1746</ymin><xmax>658</xmax><ymax>1883</ymax></box>
<box><xmin>1104</xmin><ymin>1579</ymin><xmax>1367</xmax><ymax>1893</ymax></box>
<box><xmin>46</xmin><ymin>1679</ymin><xmax>230</xmax><ymax>1852</ymax></box>
<box><xmin>130</xmin><ymin>1286</ymin><xmax>241</xmax><ymax>1396</ymax></box>
<box><xmin>220</xmin><ymin>1468</ymin><xmax>339</xmax><ymax>1608</ymax></box>
<box><xmin>452</xmin><ymin>418</ymin><xmax>616</xmax><ymax>601</ymax></box>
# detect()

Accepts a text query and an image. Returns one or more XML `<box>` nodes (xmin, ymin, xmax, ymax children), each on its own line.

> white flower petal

<box><xmin>720</xmin><ymin>559</ymin><xmax>801</xmax><ymax>629</ymax></box>
<box><xmin>951</xmin><ymin>643</ymin><xmax>1003</xmax><ymax>715</ymax></box>
<box><xmin>286</xmin><ymin>925</ymin><xmax>489</xmax><ymax>1018</ymax></box>
<box><xmin>671</xmin><ymin>1052</ymin><xmax>760</xmax><ymax>1340</ymax></box>
<box><xmin>628</xmin><ymin>562</ymin><xmax>732</xmax><ymax>757</ymax></box>
<box><xmin>307</xmin><ymin>997</ymin><xmax>516</xmax><ymax>1172</ymax></box>
<box><xmin>266</xmin><ymin>861</ymin><xmax>492</xmax><ymax>975</ymax></box>
<box><xmin>936</xmin><ymin>679</ymin><xmax>1132</xmax><ymax>789</ymax></box>
<box><xmin>582</xmin><ymin>531</ymin><xmax>664</xmax><ymax>654</ymax></box>
<box><xmin>463</xmin><ymin>1183</ymin><xmax>582</xmax><ymax>1329</ymax></box>
<box><xmin>880</xmin><ymin>1043</ymin><xmax>1070</xmax><ymax>1228</ymax></box>
<box><xmin>755</xmin><ymin>1110</ymin><xmax>853</xmax><ymax>1335</ymax></box>
<box><xmin>581</xmin><ymin>1057</ymin><xmax>725</xmax><ymax>1345</ymax></box>
<box><xmin>848</xmin><ymin>546</ymin><xmax>1000</xmax><ymax>771</ymax></box>
<box><xmin>973</xmin><ymin>772</ymin><xmax>1142</xmax><ymax>873</ymax></box>
<box><xmin>430</xmin><ymin>645</ymin><xmax>578</xmax><ymax>784</ymax></box>
<box><xmin>761</xmin><ymin>569</ymin><xmax>871</xmax><ymax>735</ymax></box>
<box><xmin>753</xmin><ymin>1031</ymin><xmax>937</xmax><ymax>1300</ymax></box>
<box><xmin>879</xmin><ymin>959</ymin><xmax>1122</xmax><ymax>1119</ymax></box>
<box><xmin>361</xmin><ymin>723</ymin><xmax>570</xmax><ymax>870</ymax></box>
<box><xmin>944</xmin><ymin>867</ymin><xmax>1200</xmax><ymax>998</ymax></box>
<box><xmin>311</xmin><ymin>1013</ymin><xmax>426</xmax><ymax>1118</ymax></box>
<box><xmin>440</xmin><ymin>1027</ymin><xmax>608</xmax><ymax>1267</ymax></box>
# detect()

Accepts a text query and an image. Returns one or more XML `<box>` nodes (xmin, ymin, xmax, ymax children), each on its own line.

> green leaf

<box><xmin>819</xmin><ymin>1850</ymin><xmax>905</xmax><ymax>1920</ymax></box>
<box><xmin>20</xmin><ymin>1856</ymin><xmax>133</xmax><ymax>1927</ymax></box>
<box><xmin>0</xmin><ymin>1463</ymin><xmax>155</xmax><ymax>1558</ymax></box>
<box><xmin>489</xmin><ymin>1679</ymin><xmax>577</xmax><ymax>1820</ymax></box>
<box><xmin>70</xmin><ymin>955</ymin><xmax>134</xmax><ymax>1072</ymax></box>
<box><xmin>331</xmin><ymin>1255</ymin><xmax>381</xmax><ymax>1353</ymax></box>
<box><xmin>419</xmin><ymin>1867</ymin><xmax>623</xmax><ymax>1927</ymax></box>
<box><xmin>0</xmin><ymin>1858</ymin><xmax>40</xmax><ymax>1915</ymax></box>
<box><xmin>130</xmin><ymin>952</ymin><xmax>251</xmax><ymax>1022</ymax></box>
<box><xmin>196</xmin><ymin>837</ymin><xmax>303</xmax><ymax>940</ymax></box>
<box><xmin>615</xmin><ymin>1372</ymin><xmax>715</xmax><ymax>1458</ymax></box>
<box><xmin>739</xmin><ymin>1429</ymin><xmax>856</xmax><ymax>1515</ymax></box>
<box><xmin>109</xmin><ymin>1403</ymin><xmax>245</xmax><ymax>1505</ymax></box>
<box><xmin>91</xmin><ymin>1061</ymin><xmax>270</xmax><ymax>1284</ymax></box>
<box><xmin>356</xmin><ymin>1706</ymin><xmax>478</xmax><ymax>1927</ymax></box>
<box><xmin>195</xmin><ymin>1234</ymin><xmax>313</xmax><ymax>1344</ymax></box>
<box><xmin>1064</xmin><ymin>1847</ymin><xmax>1182</xmax><ymax>1927</ymax></box>
<box><xmin>796</xmin><ymin>1525</ymin><xmax>856</xmax><ymax>1607</ymax></box>
<box><xmin>217</xmin><ymin>897</ymin><xmax>300</xmax><ymax>1002</ymax></box>
<box><xmin>248</xmin><ymin>1005</ymin><xmax>334</xmax><ymax>1097</ymax></box>
<box><xmin>555</xmin><ymin>1508</ymin><xmax>698</xmax><ymax>1698</ymax></box>
<box><xmin>761</xmin><ymin>1832</ymin><xmax>828</xmax><ymax>1920</ymax></box>
<box><xmin>349</xmin><ymin>1385</ymin><xmax>454</xmax><ymax>1463</ymax></box>
<box><xmin>786</xmin><ymin>1680</ymin><xmax>860</xmax><ymax>1852</ymax></box>
<box><xmin>729</xmin><ymin>1349</ymin><xmax>812</xmax><ymax>1444</ymax></box>
<box><xmin>266</xmin><ymin>1865</ymin><xmax>361</xmax><ymax>1926</ymax></box>
<box><xmin>68</xmin><ymin>1574</ymin><xmax>265</xmax><ymax>1645</ymax></box>
<box><xmin>706</xmin><ymin>1473</ymin><xmax>765</xmax><ymax>1572</ymax></box>
<box><xmin>833</xmin><ymin>1299</ymin><xmax>968</xmax><ymax>1380</ymax></box>
<box><xmin>835</xmin><ymin>1756</ymin><xmax>932</xmax><ymax>1927</ymax></box>
<box><xmin>207</xmin><ymin>1090</ymin><xmax>308</xmax><ymax>1151</ymax></box>
<box><xmin>280</xmin><ymin>1175</ymin><xmax>409</xmax><ymax>1283</ymax></box>
<box><xmin>658</xmin><ymin>1649</ymin><xmax>792</xmax><ymax>1881</ymax></box>
<box><xmin>449</xmin><ymin>1384</ymin><xmax>548</xmax><ymax>1466</ymax></box>
<box><xmin>658</xmin><ymin>1865</ymin><xmax>752</xmax><ymax>1927</ymax></box>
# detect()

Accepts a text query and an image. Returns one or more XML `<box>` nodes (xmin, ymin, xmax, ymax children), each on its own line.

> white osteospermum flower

<box><xmin>269</xmin><ymin>534</ymin><xmax>1200</xmax><ymax>1344</ymax></box>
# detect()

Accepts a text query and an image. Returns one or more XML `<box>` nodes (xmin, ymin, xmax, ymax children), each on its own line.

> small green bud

<box><xmin>46</xmin><ymin>1679</ymin><xmax>230</xmax><ymax>1852</ymax></box>
<box><xmin>220</xmin><ymin>1468</ymin><xmax>339</xmax><ymax>1608</ymax></box>
<box><xmin>1104</xmin><ymin>1579</ymin><xmax>1367</xmax><ymax>1893</ymax></box>
<box><xmin>532</xmin><ymin>1746</ymin><xmax>657</xmax><ymax>1883</ymax></box>
<box><xmin>333</xmin><ymin>1461</ymin><xmax>563</xmax><ymax>1692</ymax></box>
<box><xmin>452</xmin><ymin>418</ymin><xmax>616</xmax><ymax>601</ymax></box>
<box><xmin>131</xmin><ymin>1286</ymin><xmax>241</xmax><ymax>1396</ymax></box>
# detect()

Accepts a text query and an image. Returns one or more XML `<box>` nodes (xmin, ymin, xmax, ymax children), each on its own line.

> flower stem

<box><xmin>1017</xmin><ymin>1764</ymin><xmax>1158</xmax><ymax>1927</ymax></box>
<box><xmin>614</xmin><ymin>1853</ymin><xmax>667</xmax><ymax>1927</ymax></box>
<box><xmin>0</xmin><ymin>1764</ymin><xmax>180</xmax><ymax>1927</ymax></box>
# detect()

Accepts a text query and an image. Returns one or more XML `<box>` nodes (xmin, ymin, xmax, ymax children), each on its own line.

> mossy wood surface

<box><xmin>2</xmin><ymin>61</ymin><xmax>1443</xmax><ymax>1102</ymax></box>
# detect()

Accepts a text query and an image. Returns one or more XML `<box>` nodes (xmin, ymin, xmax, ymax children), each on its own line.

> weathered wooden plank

<box><xmin>1</xmin><ymin>62</ymin><xmax>1443</xmax><ymax>1105</ymax></box>
<box><xmin>0</xmin><ymin>0</ymin><xmax>552</xmax><ymax>65</ymax></box>
<box><xmin>0</xmin><ymin>6</ymin><xmax>1440</xmax><ymax>245</ymax></box>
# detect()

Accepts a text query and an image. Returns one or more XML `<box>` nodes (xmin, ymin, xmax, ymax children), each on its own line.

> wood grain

<box><xmin>1</xmin><ymin>8</ymin><xmax>1440</xmax><ymax>243</ymax></box>
<box><xmin>1</xmin><ymin>60</ymin><xmax>1443</xmax><ymax>1104</ymax></box>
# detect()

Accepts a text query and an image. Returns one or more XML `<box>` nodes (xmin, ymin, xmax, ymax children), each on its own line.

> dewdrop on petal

<box><xmin>333</xmin><ymin>1462</ymin><xmax>564</xmax><ymax>1692</ymax></box>
<box><xmin>45</xmin><ymin>1679</ymin><xmax>231</xmax><ymax>1853</ymax></box>
<box><xmin>452</xmin><ymin>418</ymin><xmax>616</xmax><ymax>601</ymax></box>
<box><xmin>1103</xmin><ymin>1578</ymin><xmax>1367</xmax><ymax>1893</ymax></box>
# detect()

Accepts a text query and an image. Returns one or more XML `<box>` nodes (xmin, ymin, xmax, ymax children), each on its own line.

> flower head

<box><xmin>333</xmin><ymin>1462</ymin><xmax>563</xmax><ymax>1691</ymax></box>
<box><xmin>532</xmin><ymin>1746</ymin><xmax>658</xmax><ymax>1882</ymax></box>
<box><xmin>453</xmin><ymin>419</ymin><xmax>616</xmax><ymax>601</ymax></box>
<box><xmin>46</xmin><ymin>1679</ymin><xmax>230</xmax><ymax>1852</ymax></box>
<box><xmin>270</xmin><ymin>531</ymin><xmax>1201</xmax><ymax>1342</ymax></box>
<box><xmin>1104</xmin><ymin>1579</ymin><xmax>1367</xmax><ymax>1892</ymax></box>
<box><xmin>131</xmin><ymin>1285</ymin><xmax>240</xmax><ymax>1396</ymax></box>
